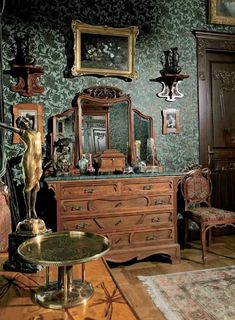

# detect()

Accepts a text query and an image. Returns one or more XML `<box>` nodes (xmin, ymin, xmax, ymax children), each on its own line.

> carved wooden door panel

<box><xmin>207</xmin><ymin>52</ymin><xmax>235</xmax><ymax>150</ymax></box>
<box><xmin>196</xmin><ymin>31</ymin><xmax>235</xmax><ymax>210</ymax></box>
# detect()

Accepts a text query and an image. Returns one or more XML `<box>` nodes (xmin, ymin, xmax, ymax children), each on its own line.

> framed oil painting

<box><xmin>71</xmin><ymin>20</ymin><xmax>139</xmax><ymax>80</ymax></box>
<box><xmin>12</xmin><ymin>103</ymin><xmax>44</xmax><ymax>143</ymax></box>
<box><xmin>162</xmin><ymin>108</ymin><xmax>180</xmax><ymax>134</ymax></box>
<box><xmin>210</xmin><ymin>0</ymin><xmax>235</xmax><ymax>25</ymax></box>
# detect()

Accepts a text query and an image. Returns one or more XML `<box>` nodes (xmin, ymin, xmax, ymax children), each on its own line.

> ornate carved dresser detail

<box><xmin>48</xmin><ymin>174</ymin><xmax>181</xmax><ymax>264</ymax></box>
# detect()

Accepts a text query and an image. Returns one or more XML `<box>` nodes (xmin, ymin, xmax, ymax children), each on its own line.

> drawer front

<box><xmin>121</xmin><ymin>179</ymin><xmax>172</xmax><ymax>195</ymax></box>
<box><xmin>63</xmin><ymin>216</ymin><xmax>142</xmax><ymax>232</ymax></box>
<box><xmin>60</xmin><ymin>194</ymin><xmax>173</xmax><ymax>215</ymax></box>
<box><xmin>109</xmin><ymin>228</ymin><xmax>174</xmax><ymax>248</ymax></box>
<box><xmin>143</xmin><ymin>212</ymin><xmax>173</xmax><ymax>226</ymax></box>
<box><xmin>61</xmin><ymin>211</ymin><xmax>173</xmax><ymax>233</ymax></box>
<box><xmin>60</xmin><ymin>182</ymin><xmax>119</xmax><ymax>199</ymax></box>
<box><xmin>132</xmin><ymin>229</ymin><xmax>174</xmax><ymax>243</ymax></box>
<box><xmin>95</xmin><ymin>213</ymin><xmax>173</xmax><ymax>230</ymax></box>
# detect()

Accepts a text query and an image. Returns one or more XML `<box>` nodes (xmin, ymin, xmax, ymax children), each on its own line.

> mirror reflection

<box><xmin>110</xmin><ymin>101</ymin><xmax>129</xmax><ymax>155</ymax></box>
<box><xmin>133</xmin><ymin>108</ymin><xmax>153</xmax><ymax>162</ymax></box>
<box><xmin>52</xmin><ymin>108</ymin><xmax>75</xmax><ymax>172</ymax></box>
<box><xmin>83</xmin><ymin>114</ymin><xmax>107</xmax><ymax>154</ymax></box>
<box><xmin>77</xmin><ymin>87</ymin><xmax>132</xmax><ymax>163</ymax></box>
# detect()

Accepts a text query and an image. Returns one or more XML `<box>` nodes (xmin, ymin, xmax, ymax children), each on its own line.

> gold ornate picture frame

<box><xmin>162</xmin><ymin>108</ymin><xmax>180</xmax><ymax>134</ymax></box>
<box><xmin>209</xmin><ymin>0</ymin><xmax>235</xmax><ymax>25</ymax></box>
<box><xmin>71</xmin><ymin>20</ymin><xmax>139</xmax><ymax>80</ymax></box>
<box><xmin>12</xmin><ymin>103</ymin><xmax>44</xmax><ymax>143</ymax></box>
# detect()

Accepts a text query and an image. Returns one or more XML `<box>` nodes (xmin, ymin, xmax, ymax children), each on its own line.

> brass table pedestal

<box><xmin>17</xmin><ymin>231</ymin><xmax>110</xmax><ymax>309</ymax></box>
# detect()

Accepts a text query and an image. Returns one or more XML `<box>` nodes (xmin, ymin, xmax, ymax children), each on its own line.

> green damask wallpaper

<box><xmin>2</xmin><ymin>0</ymin><xmax>235</xmax><ymax>184</ymax></box>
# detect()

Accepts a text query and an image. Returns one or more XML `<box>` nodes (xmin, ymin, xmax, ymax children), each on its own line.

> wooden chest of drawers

<box><xmin>48</xmin><ymin>175</ymin><xmax>181</xmax><ymax>264</ymax></box>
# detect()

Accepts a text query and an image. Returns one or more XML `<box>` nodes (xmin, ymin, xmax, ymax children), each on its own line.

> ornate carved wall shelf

<box><xmin>10</xmin><ymin>64</ymin><xmax>44</xmax><ymax>97</ymax></box>
<box><xmin>151</xmin><ymin>73</ymin><xmax>189</xmax><ymax>102</ymax></box>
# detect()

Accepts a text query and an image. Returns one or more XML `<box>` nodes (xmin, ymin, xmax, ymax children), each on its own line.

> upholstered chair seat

<box><xmin>187</xmin><ymin>207</ymin><xmax>235</xmax><ymax>222</ymax></box>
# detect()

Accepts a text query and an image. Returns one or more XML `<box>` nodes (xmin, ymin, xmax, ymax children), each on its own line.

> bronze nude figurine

<box><xmin>0</xmin><ymin>116</ymin><xmax>46</xmax><ymax>235</ymax></box>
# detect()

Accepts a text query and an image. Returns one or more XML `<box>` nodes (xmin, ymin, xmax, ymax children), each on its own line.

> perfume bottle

<box><xmin>87</xmin><ymin>153</ymin><xmax>95</xmax><ymax>175</ymax></box>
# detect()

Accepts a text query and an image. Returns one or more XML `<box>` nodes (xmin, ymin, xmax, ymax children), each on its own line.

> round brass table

<box><xmin>17</xmin><ymin>231</ymin><xmax>111</xmax><ymax>309</ymax></box>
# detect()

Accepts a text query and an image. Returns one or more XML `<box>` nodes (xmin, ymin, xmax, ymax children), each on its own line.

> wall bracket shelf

<box><xmin>151</xmin><ymin>73</ymin><xmax>189</xmax><ymax>102</ymax></box>
<box><xmin>10</xmin><ymin>64</ymin><xmax>44</xmax><ymax>97</ymax></box>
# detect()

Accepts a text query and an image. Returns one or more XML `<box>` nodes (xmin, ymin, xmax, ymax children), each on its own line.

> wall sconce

<box><xmin>150</xmin><ymin>47</ymin><xmax>189</xmax><ymax>102</ymax></box>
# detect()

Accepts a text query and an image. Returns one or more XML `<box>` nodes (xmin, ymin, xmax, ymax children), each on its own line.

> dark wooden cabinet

<box><xmin>48</xmin><ymin>175</ymin><xmax>181</xmax><ymax>264</ymax></box>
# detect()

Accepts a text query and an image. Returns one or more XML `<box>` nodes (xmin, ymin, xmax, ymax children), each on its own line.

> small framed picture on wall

<box><xmin>12</xmin><ymin>103</ymin><xmax>44</xmax><ymax>143</ymax></box>
<box><xmin>162</xmin><ymin>108</ymin><xmax>180</xmax><ymax>134</ymax></box>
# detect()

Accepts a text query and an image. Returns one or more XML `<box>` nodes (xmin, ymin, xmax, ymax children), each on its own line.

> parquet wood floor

<box><xmin>108</xmin><ymin>234</ymin><xmax>235</xmax><ymax>320</ymax></box>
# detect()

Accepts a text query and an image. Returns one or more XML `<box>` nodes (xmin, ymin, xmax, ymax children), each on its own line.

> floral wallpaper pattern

<box><xmin>2</xmin><ymin>0</ymin><xmax>235</xmax><ymax>185</ymax></box>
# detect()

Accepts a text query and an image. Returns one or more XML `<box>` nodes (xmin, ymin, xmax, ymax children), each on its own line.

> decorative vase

<box><xmin>78</xmin><ymin>154</ymin><xmax>88</xmax><ymax>174</ymax></box>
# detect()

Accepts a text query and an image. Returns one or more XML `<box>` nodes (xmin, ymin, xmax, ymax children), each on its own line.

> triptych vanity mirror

<box><xmin>49</xmin><ymin>86</ymin><xmax>155</xmax><ymax>174</ymax></box>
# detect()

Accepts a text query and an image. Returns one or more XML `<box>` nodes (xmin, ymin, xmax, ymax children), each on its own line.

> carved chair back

<box><xmin>181</xmin><ymin>168</ymin><xmax>212</xmax><ymax>211</ymax></box>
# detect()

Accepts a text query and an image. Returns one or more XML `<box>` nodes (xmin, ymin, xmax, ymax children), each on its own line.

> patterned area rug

<box><xmin>138</xmin><ymin>265</ymin><xmax>235</xmax><ymax>320</ymax></box>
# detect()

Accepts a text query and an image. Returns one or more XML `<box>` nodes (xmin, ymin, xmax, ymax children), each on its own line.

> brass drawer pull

<box><xmin>75</xmin><ymin>223</ymin><xmax>88</xmax><ymax>229</ymax></box>
<box><xmin>152</xmin><ymin>217</ymin><xmax>160</xmax><ymax>223</ymax></box>
<box><xmin>155</xmin><ymin>199</ymin><xmax>164</xmax><ymax>205</ymax></box>
<box><xmin>84</xmin><ymin>188</ymin><xmax>94</xmax><ymax>193</ymax></box>
<box><xmin>71</xmin><ymin>205</ymin><xmax>83</xmax><ymax>211</ymax></box>
<box><xmin>143</xmin><ymin>185</ymin><xmax>152</xmax><ymax>190</ymax></box>
<box><xmin>115</xmin><ymin>219</ymin><xmax>122</xmax><ymax>226</ymax></box>
<box><xmin>115</xmin><ymin>202</ymin><xmax>123</xmax><ymax>208</ymax></box>
<box><xmin>146</xmin><ymin>233</ymin><xmax>158</xmax><ymax>241</ymax></box>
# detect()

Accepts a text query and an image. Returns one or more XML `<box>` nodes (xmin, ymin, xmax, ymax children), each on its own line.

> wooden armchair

<box><xmin>181</xmin><ymin>167</ymin><xmax>235</xmax><ymax>262</ymax></box>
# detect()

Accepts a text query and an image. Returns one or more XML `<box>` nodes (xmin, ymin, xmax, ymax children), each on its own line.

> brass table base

<box><xmin>17</xmin><ymin>231</ymin><xmax>111</xmax><ymax>309</ymax></box>
<box><xmin>35</xmin><ymin>279</ymin><xmax>94</xmax><ymax>309</ymax></box>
